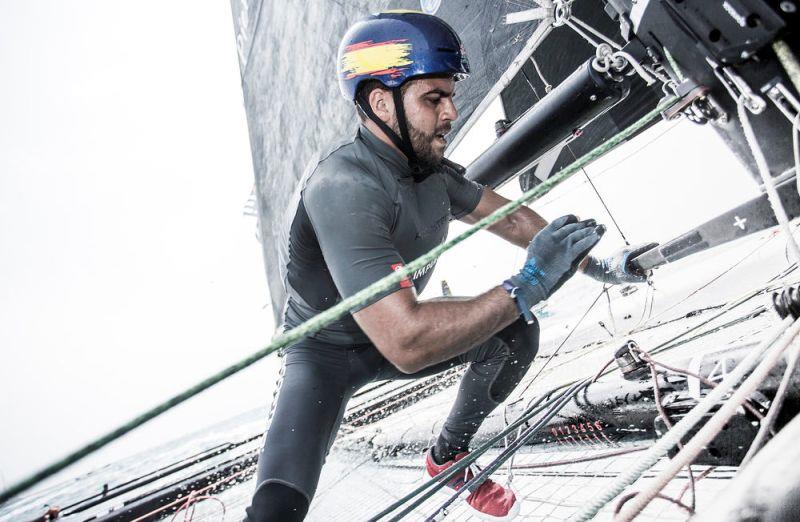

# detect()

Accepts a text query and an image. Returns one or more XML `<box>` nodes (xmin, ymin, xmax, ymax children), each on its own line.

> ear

<box><xmin>368</xmin><ymin>88</ymin><xmax>395</xmax><ymax>125</ymax></box>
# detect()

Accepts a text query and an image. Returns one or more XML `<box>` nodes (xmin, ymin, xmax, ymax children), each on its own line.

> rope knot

<box><xmin>592</xmin><ymin>43</ymin><xmax>615</xmax><ymax>73</ymax></box>
<box><xmin>552</xmin><ymin>0</ymin><xmax>573</xmax><ymax>27</ymax></box>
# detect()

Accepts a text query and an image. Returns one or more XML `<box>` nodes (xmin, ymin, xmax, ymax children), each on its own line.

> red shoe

<box><xmin>425</xmin><ymin>448</ymin><xmax>520</xmax><ymax>521</ymax></box>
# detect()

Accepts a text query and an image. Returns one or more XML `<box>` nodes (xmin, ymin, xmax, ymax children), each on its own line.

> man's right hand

<box><xmin>506</xmin><ymin>214</ymin><xmax>605</xmax><ymax>311</ymax></box>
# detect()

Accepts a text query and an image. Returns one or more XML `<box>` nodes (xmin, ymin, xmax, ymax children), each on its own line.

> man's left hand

<box><xmin>583</xmin><ymin>242</ymin><xmax>659</xmax><ymax>284</ymax></box>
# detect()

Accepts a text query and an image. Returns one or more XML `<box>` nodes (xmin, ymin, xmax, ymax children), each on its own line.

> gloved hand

<box><xmin>583</xmin><ymin>242</ymin><xmax>659</xmax><ymax>284</ymax></box>
<box><xmin>505</xmin><ymin>215</ymin><xmax>605</xmax><ymax>321</ymax></box>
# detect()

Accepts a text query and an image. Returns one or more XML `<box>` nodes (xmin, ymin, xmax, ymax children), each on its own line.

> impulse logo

<box><xmin>391</xmin><ymin>260</ymin><xmax>436</xmax><ymax>288</ymax></box>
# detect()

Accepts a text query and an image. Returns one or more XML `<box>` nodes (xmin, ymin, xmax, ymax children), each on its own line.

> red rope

<box><xmin>170</xmin><ymin>491</ymin><xmax>227</xmax><ymax>522</ymax></box>
<box><xmin>131</xmin><ymin>468</ymin><xmax>250</xmax><ymax>522</ymax></box>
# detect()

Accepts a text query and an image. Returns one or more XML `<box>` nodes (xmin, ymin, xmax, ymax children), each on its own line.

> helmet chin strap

<box><xmin>356</xmin><ymin>88</ymin><xmax>435</xmax><ymax>183</ymax></box>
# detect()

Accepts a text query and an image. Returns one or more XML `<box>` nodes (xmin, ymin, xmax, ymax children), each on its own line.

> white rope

<box><xmin>737</xmin><ymin>100</ymin><xmax>800</xmax><ymax>264</ymax></box>
<box><xmin>613</xmin><ymin>50</ymin><xmax>657</xmax><ymax>85</ymax></box>
<box><xmin>570</xmin><ymin>15</ymin><xmax>623</xmax><ymax>51</ymax></box>
<box><xmin>530</xmin><ymin>55</ymin><xmax>553</xmax><ymax>93</ymax></box>
<box><xmin>569</xmin><ymin>315</ymin><xmax>796</xmax><ymax>521</ymax></box>
<box><xmin>590</xmin><ymin>43</ymin><xmax>657</xmax><ymax>87</ymax></box>
<box><xmin>614</xmin><ymin>317</ymin><xmax>800</xmax><ymax>521</ymax></box>
<box><xmin>552</xmin><ymin>0</ymin><xmax>574</xmax><ymax>27</ymax></box>
<box><xmin>564</xmin><ymin>18</ymin><xmax>601</xmax><ymax>48</ymax></box>
<box><xmin>591</xmin><ymin>43</ymin><xmax>620</xmax><ymax>74</ymax></box>
<box><xmin>794</xmin><ymin>111</ymin><xmax>799</xmax><ymax>197</ymax></box>
<box><xmin>739</xmin><ymin>332</ymin><xmax>800</xmax><ymax>466</ymax></box>
<box><xmin>554</xmin><ymin>9</ymin><xmax>658</xmax><ymax>89</ymax></box>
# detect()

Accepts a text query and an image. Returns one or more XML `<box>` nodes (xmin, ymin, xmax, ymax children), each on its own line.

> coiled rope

<box><xmin>0</xmin><ymin>97</ymin><xmax>677</xmax><ymax>506</ymax></box>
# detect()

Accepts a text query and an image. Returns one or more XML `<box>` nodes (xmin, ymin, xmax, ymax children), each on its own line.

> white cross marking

<box><xmin>733</xmin><ymin>216</ymin><xmax>747</xmax><ymax>230</ymax></box>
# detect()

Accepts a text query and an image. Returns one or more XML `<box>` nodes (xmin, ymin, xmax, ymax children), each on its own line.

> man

<box><xmin>246</xmin><ymin>11</ymin><xmax>653</xmax><ymax>522</ymax></box>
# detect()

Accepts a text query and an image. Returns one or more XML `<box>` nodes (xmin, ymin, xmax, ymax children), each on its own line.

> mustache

<box><xmin>435</xmin><ymin>125</ymin><xmax>452</xmax><ymax>135</ymax></box>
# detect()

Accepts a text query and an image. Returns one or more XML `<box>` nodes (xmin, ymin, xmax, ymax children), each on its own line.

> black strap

<box><xmin>356</xmin><ymin>92</ymin><xmax>407</xmax><ymax>157</ymax></box>
<box><xmin>391</xmin><ymin>88</ymin><xmax>419</xmax><ymax>166</ymax></box>
<box><xmin>356</xmin><ymin>88</ymin><xmax>435</xmax><ymax>183</ymax></box>
<box><xmin>441</xmin><ymin>158</ymin><xmax>468</xmax><ymax>185</ymax></box>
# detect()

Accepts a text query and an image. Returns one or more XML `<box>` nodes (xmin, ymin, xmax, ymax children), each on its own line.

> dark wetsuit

<box><xmin>246</xmin><ymin>126</ymin><xmax>539</xmax><ymax>521</ymax></box>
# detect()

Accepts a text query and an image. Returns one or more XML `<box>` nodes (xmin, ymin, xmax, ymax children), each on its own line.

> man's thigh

<box><xmin>255</xmin><ymin>343</ymin><xmax>353</xmax><ymax>501</ymax></box>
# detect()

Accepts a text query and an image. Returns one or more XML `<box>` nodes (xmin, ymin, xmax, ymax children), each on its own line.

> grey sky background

<box><xmin>0</xmin><ymin>2</ymin><xmax>279</xmax><ymax>488</ymax></box>
<box><xmin>0</xmin><ymin>0</ymin><xmax>764</xmax><ymax>497</ymax></box>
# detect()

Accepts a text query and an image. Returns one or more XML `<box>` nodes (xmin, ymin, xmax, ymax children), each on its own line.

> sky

<box><xmin>0</xmin><ymin>1</ymin><xmax>279</xmax><ymax>489</ymax></box>
<box><xmin>0</xmin><ymin>0</ymin><xmax>766</xmax><ymax>501</ymax></box>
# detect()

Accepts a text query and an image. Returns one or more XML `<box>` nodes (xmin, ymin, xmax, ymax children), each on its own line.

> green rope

<box><xmin>662</xmin><ymin>46</ymin><xmax>685</xmax><ymax>83</ymax></box>
<box><xmin>773</xmin><ymin>40</ymin><xmax>800</xmax><ymax>97</ymax></box>
<box><xmin>0</xmin><ymin>97</ymin><xmax>676</xmax><ymax>506</ymax></box>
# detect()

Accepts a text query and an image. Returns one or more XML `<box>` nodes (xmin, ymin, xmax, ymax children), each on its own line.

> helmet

<box><xmin>337</xmin><ymin>11</ymin><xmax>470</xmax><ymax>101</ymax></box>
<box><xmin>336</xmin><ymin>11</ymin><xmax>470</xmax><ymax>180</ymax></box>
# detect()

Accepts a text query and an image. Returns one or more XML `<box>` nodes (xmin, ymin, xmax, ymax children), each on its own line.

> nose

<box><xmin>441</xmin><ymin>97</ymin><xmax>458</xmax><ymax>123</ymax></box>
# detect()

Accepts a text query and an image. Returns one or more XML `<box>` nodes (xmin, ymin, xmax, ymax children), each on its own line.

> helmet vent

<box><xmin>437</xmin><ymin>47</ymin><xmax>457</xmax><ymax>53</ymax></box>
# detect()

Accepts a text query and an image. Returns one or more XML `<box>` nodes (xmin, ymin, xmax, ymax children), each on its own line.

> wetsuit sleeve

<box><xmin>443</xmin><ymin>170</ymin><xmax>484</xmax><ymax>220</ymax></box>
<box><xmin>303</xmin><ymin>171</ymin><xmax>409</xmax><ymax>312</ymax></box>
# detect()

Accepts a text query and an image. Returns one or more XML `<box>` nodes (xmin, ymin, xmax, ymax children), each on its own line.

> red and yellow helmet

<box><xmin>337</xmin><ymin>11</ymin><xmax>470</xmax><ymax>101</ymax></box>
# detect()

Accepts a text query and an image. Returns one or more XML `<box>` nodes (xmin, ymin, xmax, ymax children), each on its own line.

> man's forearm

<box><xmin>499</xmin><ymin>207</ymin><xmax>591</xmax><ymax>271</ymax></box>
<box><xmin>401</xmin><ymin>286</ymin><xmax>521</xmax><ymax>372</ymax></box>
<box><xmin>489</xmin><ymin>206</ymin><xmax>548</xmax><ymax>248</ymax></box>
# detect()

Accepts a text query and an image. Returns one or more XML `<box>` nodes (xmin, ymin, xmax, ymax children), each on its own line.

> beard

<box><xmin>392</xmin><ymin>118</ymin><xmax>449</xmax><ymax>170</ymax></box>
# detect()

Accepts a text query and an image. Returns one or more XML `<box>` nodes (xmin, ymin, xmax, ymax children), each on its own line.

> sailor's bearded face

<box><xmin>393</xmin><ymin>76</ymin><xmax>458</xmax><ymax>169</ymax></box>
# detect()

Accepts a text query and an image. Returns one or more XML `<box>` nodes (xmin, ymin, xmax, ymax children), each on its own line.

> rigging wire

<box><xmin>515</xmin><ymin>288</ymin><xmax>606</xmax><ymax>398</ymax></box>
<box><xmin>421</xmin><ymin>379</ymin><xmax>592</xmax><ymax>522</ymax></box>
<box><xmin>536</xmin><ymin>120</ymin><xmax>682</xmax><ymax>211</ymax></box>
<box><xmin>509</xmin><ymin>446</ymin><xmax>648</xmax><ymax>470</ymax></box>
<box><xmin>630</xmin><ymin>280</ymin><xmax>656</xmax><ymax>332</ymax></box>
<box><xmin>578</xmin><ymin>162</ymin><xmax>630</xmax><ymax>244</ymax></box>
<box><xmin>551</xmin><ymin>258</ymin><xmax>798</xmax><ymax>381</ymax></box>
<box><xmin>519</xmin><ymin>55</ymin><xmax>632</xmax><ymax>243</ymax></box>
<box><xmin>530</xmin><ymin>55</ymin><xmax>552</xmax><ymax>93</ymax></box>
<box><xmin>569</xmin><ymin>15</ymin><xmax>623</xmax><ymax>50</ymax></box>
<box><xmin>562</xmin><ymin>18</ymin><xmax>601</xmax><ymax>49</ymax></box>
<box><xmin>644</xmin><ymin>230</ymin><xmax>779</xmax><ymax>325</ymax></box>
<box><xmin>368</xmin><ymin>384</ymin><xmax>579</xmax><ymax>521</ymax></box>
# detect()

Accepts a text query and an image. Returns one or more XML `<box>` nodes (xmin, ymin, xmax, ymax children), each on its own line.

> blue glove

<box><xmin>583</xmin><ymin>242</ymin><xmax>658</xmax><ymax>284</ymax></box>
<box><xmin>505</xmin><ymin>215</ymin><xmax>605</xmax><ymax>322</ymax></box>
